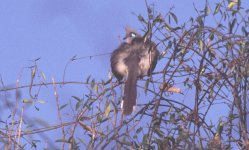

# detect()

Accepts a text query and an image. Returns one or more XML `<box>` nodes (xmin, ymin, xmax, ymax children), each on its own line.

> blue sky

<box><xmin>0</xmin><ymin>0</ymin><xmax>237</xmax><ymax>148</ymax></box>
<box><xmin>0</xmin><ymin>0</ymin><xmax>206</xmax><ymax>83</ymax></box>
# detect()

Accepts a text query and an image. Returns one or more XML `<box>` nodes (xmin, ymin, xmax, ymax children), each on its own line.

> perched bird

<box><xmin>110</xmin><ymin>27</ymin><xmax>159</xmax><ymax>115</ymax></box>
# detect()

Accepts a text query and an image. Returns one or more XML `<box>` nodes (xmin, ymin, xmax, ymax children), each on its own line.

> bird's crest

<box><xmin>124</xmin><ymin>26</ymin><xmax>141</xmax><ymax>44</ymax></box>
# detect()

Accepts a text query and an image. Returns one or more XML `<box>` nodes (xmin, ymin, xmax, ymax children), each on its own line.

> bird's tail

<box><xmin>122</xmin><ymin>66</ymin><xmax>138</xmax><ymax>115</ymax></box>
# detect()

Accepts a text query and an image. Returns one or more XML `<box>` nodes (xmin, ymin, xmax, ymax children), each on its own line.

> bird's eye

<box><xmin>130</xmin><ymin>32</ymin><xmax>136</xmax><ymax>37</ymax></box>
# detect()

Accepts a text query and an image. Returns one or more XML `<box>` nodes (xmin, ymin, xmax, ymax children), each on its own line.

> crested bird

<box><xmin>111</xmin><ymin>26</ymin><xmax>159</xmax><ymax>115</ymax></box>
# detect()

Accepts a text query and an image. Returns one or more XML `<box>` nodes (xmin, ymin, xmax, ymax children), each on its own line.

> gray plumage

<box><xmin>111</xmin><ymin>27</ymin><xmax>159</xmax><ymax>115</ymax></box>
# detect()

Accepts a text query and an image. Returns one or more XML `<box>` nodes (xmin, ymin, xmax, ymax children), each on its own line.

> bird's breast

<box><xmin>114</xmin><ymin>52</ymin><xmax>129</xmax><ymax>76</ymax></box>
<box><xmin>139</xmin><ymin>52</ymin><xmax>151</xmax><ymax>75</ymax></box>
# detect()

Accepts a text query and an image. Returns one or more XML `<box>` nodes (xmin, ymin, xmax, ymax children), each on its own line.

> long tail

<box><xmin>122</xmin><ymin>66</ymin><xmax>138</xmax><ymax>115</ymax></box>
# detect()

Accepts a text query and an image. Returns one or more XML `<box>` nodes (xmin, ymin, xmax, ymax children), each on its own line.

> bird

<box><xmin>110</xmin><ymin>26</ymin><xmax>159</xmax><ymax>115</ymax></box>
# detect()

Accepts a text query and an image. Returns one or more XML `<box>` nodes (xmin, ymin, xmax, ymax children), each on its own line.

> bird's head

<box><xmin>124</xmin><ymin>26</ymin><xmax>141</xmax><ymax>44</ymax></box>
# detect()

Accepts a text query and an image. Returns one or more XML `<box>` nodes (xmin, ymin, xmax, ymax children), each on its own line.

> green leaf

<box><xmin>41</xmin><ymin>71</ymin><xmax>46</xmax><ymax>80</ymax></box>
<box><xmin>122</xmin><ymin>137</ymin><xmax>126</xmax><ymax>144</ymax></box>
<box><xmin>199</xmin><ymin>40</ymin><xmax>204</xmax><ymax>51</ymax></box>
<box><xmin>23</xmin><ymin>99</ymin><xmax>33</xmax><ymax>104</ymax></box>
<box><xmin>104</xmin><ymin>101</ymin><xmax>111</xmax><ymax>118</ymax></box>
<box><xmin>229</xmin><ymin>18</ymin><xmax>236</xmax><ymax>34</ymax></box>
<box><xmin>170</xmin><ymin>12</ymin><xmax>178</xmax><ymax>24</ymax></box>
<box><xmin>217</xmin><ymin>121</ymin><xmax>224</xmax><ymax>134</ymax></box>
<box><xmin>147</xmin><ymin>7</ymin><xmax>152</xmax><ymax>14</ymax></box>
<box><xmin>71</xmin><ymin>96</ymin><xmax>81</xmax><ymax>102</ymax></box>
<box><xmin>59</xmin><ymin>103</ymin><xmax>68</xmax><ymax>110</ymax></box>
<box><xmin>77</xmin><ymin>137</ymin><xmax>86</xmax><ymax>145</ymax></box>
<box><xmin>100</xmin><ymin>118</ymin><xmax>108</xmax><ymax>123</ymax></box>
<box><xmin>75</xmin><ymin>101</ymin><xmax>82</xmax><ymax>110</ymax></box>
<box><xmin>200</xmin><ymin>67</ymin><xmax>205</xmax><ymax>75</ymax></box>
<box><xmin>142</xmin><ymin>134</ymin><xmax>149</xmax><ymax>145</ymax></box>
<box><xmin>144</xmin><ymin>79</ymin><xmax>149</xmax><ymax>94</ymax></box>
<box><xmin>110</xmin><ymin>100</ymin><xmax>118</xmax><ymax>113</ymax></box>
<box><xmin>103</xmin><ymin>78</ymin><xmax>112</xmax><ymax>85</ymax></box>
<box><xmin>204</xmin><ymin>6</ymin><xmax>210</xmax><ymax>16</ymax></box>
<box><xmin>136</xmin><ymin>127</ymin><xmax>143</xmax><ymax>134</ymax></box>
<box><xmin>138</xmin><ymin>15</ymin><xmax>146</xmax><ymax>23</ymax></box>
<box><xmin>242</xmin><ymin>26</ymin><xmax>248</xmax><ymax>36</ymax></box>
<box><xmin>55</xmin><ymin>139</ymin><xmax>69</xmax><ymax>143</ymax></box>
<box><xmin>197</xmin><ymin>16</ymin><xmax>204</xmax><ymax>27</ymax></box>
<box><xmin>229</xmin><ymin>113</ymin><xmax>239</xmax><ymax>120</ymax></box>
<box><xmin>31</xmin><ymin>67</ymin><xmax>36</xmax><ymax>78</ymax></box>
<box><xmin>153</xmin><ymin>14</ymin><xmax>164</xmax><ymax>24</ymax></box>
<box><xmin>159</xmin><ymin>51</ymin><xmax>167</xmax><ymax>60</ymax></box>
<box><xmin>37</xmin><ymin>100</ymin><xmax>46</xmax><ymax>104</ymax></box>
<box><xmin>209</xmin><ymin>32</ymin><xmax>214</xmax><ymax>41</ymax></box>
<box><xmin>228</xmin><ymin>1</ymin><xmax>237</xmax><ymax>9</ymax></box>
<box><xmin>91</xmin><ymin>79</ymin><xmax>95</xmax><ymax>88</ymax></box>
<box><xmin>94</xmin><ymin>84</ymin><xmax>98</xmax><ymax>94</ymax></box>
<box><xmin>35</xmin><ymin>105</ymin><xmax>40</xmax><ymax>111</ymax></box>
<box><xmin>164</xmin><ymin>23</ymin><xmax>172</xmax><ymax>32</ymax></box>
<box><xmin>214</xmin><ymin>3</ymin><xmax>221</xmax><ymax>15</ymax></box>
<box><xmin>86</xmin><ymin>75</ymin><xmax>91</xmax><ymax>84</ymax></box>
